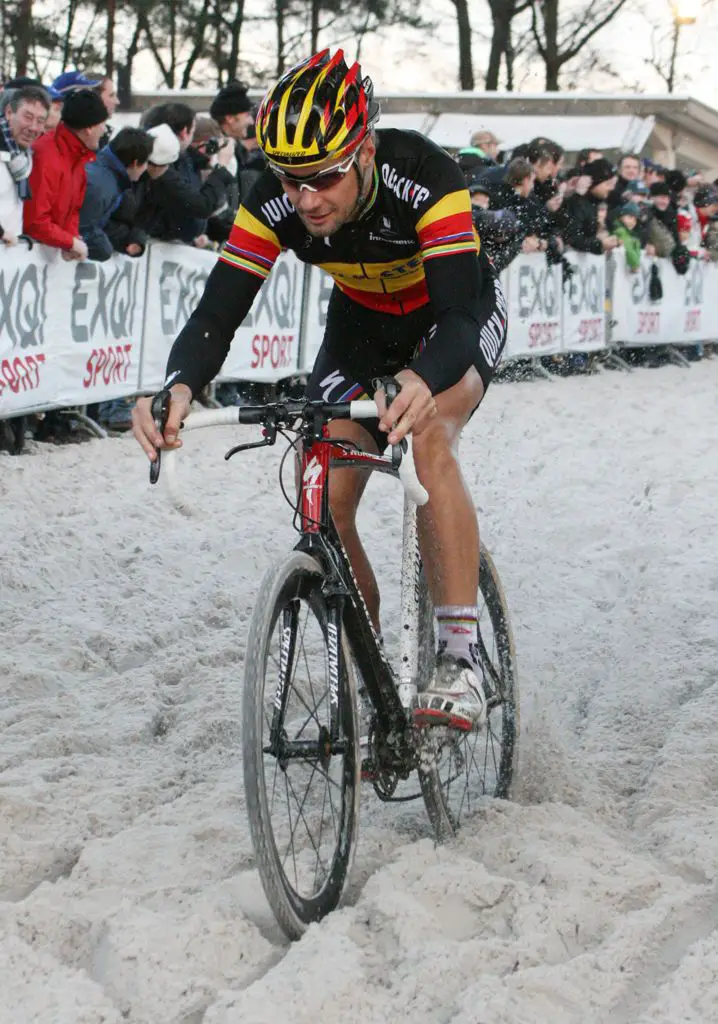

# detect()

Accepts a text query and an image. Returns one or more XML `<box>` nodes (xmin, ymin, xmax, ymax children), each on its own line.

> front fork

<box><xmin>397</xmin><ymin>496</ymin><xmax>423</xmax><ymax>709</ymax></box>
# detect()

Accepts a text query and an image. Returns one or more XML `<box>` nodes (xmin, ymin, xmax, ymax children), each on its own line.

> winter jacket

<box><xmin>80</xmin><ymin>146</ymin><xmax>146</xmax><ymax>260</ymax></box>
<box><xmin>136</xmin><ymin>150</ymin><xmax>234</xmax><ymax>243</ymax></box>
<box><xmin>561</xmin><ymin>193</ymin><xmax>604</xmax><ymax>255</ymax></box>
<box><xmin>613</xmin><ymin>224</ymin><xmax>642</xmax><ymax>270</ymax></box>
<box><xmin>23</xmin><ymin>122</ymin><xmax>96</xmax><ymax>250</ymax></box>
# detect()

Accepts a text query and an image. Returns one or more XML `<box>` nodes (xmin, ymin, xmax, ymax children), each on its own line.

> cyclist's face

<box><xmin>279</xmin><ymin>136</ymin><xmax>376</xmax><ymax>237</ymax></box>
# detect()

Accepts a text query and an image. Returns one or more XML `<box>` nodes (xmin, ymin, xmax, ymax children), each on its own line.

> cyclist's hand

<box><xmin>131</xmin><ymin>383</ymin><xmax>192</xmax><ymax>461</ymax></box>
<box><xmin>376</xmin><ymin>369</ymin><xmax>436</xmax><ymax>445</ymax></box>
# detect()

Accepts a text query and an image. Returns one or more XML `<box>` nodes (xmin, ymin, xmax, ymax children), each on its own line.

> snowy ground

<box><xmin>2</xmin><ymin>359</ymin><xmax>718</xmax><ymax>1024</ymax></box>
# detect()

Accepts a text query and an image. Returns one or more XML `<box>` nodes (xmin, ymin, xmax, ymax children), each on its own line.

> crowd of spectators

<box><xmin>0</xmin><ymin>68</ymin><xmax>263</xmax><ymax>442</ymax></box>
<box><xmin>1</xmin><ymin>66</ymin><xmax>718</xmax><ymax>448</ymax></box>
<box><xmin>456</xmin><ymin>130</ymin><xmax>718</xmax><ymax>281</ymax></box>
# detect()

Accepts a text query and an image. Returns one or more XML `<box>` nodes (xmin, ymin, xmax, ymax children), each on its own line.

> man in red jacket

<box><xmin>24</xmin><ymin>88</ymin><xmax>108</xmax><ymax>260</ymax></box>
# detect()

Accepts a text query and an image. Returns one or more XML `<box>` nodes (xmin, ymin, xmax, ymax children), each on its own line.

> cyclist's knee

<box><xmin>412</xmin><ymin>420</ymin><xmax>458</xmax><ymax>479</ymax></box>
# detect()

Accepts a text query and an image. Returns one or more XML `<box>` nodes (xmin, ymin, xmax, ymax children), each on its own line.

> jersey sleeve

<box><xmin>163</xmin><ymin>176</ymin><xmax>286</xmax><ymax>396</ymax></box>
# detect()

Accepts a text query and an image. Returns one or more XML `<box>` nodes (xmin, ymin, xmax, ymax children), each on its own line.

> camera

<box><xmin>203</xmin><ymin>137</ymin><xmax>223</xmax><ymax>155</ymax></box>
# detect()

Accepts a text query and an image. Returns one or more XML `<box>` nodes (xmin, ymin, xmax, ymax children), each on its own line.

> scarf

<box><xmin>0</xmin><ymin>114</ymin><xmax>32</xmax><ymax>199</ymax></box>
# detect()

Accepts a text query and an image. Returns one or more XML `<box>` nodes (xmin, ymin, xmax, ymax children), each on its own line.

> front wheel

<box><xmin>242</xmin><ymin>552</ymin><xmax>360</xmax><ymax>940</ymax></box>
<box><xmin>417</xmin><ymin>545</ymin><xmax>520</xmax><ymax>840</ymax></box>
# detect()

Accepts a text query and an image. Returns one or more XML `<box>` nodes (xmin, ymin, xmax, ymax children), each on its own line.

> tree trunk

<box><xmin>310</xmin><ymin>0</ymin><xmax>320</xmax><ymax>52</ymax></box>
<box><xmin>15</xmin><ymin>0</ymin><xmax>32</xmax><ymax>77</ymax></box>
<box><xmin>542</xmin><ymin>0</ymin><xmax>560</xmax><ymax>90</ymax></box>
<box><xmin>168</xmin><ymin>0</ymin><xmax>177</xmax><ymax>87</ymax></box>
<box><xmin>106</xmin><ymin>0</ymin><xmax>116</xmax><ymax>76</ymax></box>
<box><xmin>453</xmin><ymin>0</ymin><xmax>474</xmax><ymax>90</ymax></box>
<box><xmin>181</xmin><ymin>0</ymin><xmax>213</xmax><ymax>88</ymax></box>
<box><xmin>486</xmin><ymin>1</ymin><xmax>513</xmax><ymax>90</ymax></box>
<box><xmin>227</xmin><ymin>0</ymin><xmax>245</xmax><ymax>81</ymax></box>
<box><xmin>117</xmin><ymin>18</ymin><xmax>142</xmax><ymax>109</ymax></box>
<box><xmin>62</xmin><ymin>0</ymin><xmax>78</xmax><ymax>69</ymax></box>
<box><xmin>276</xmin><ymin>0</ymin><xmax>286</xmax><ymax>77</ymax></box>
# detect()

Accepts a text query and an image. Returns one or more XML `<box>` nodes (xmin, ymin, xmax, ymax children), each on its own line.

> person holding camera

<box><xmin>137</xmin><ymin>101</ymin><xmax>235</xmax><ymax>247</ymax></box>
<box><xmin>209</xmin><ymin>81</ymin><xmax>266</xmax><ymax>203</ymax></box>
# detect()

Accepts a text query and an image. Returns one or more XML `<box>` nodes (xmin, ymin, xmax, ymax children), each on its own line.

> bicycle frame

<box><xmin>296</xmin><ymin>435</ymin><xmax>423</xmax><ymax>770</ymax></box>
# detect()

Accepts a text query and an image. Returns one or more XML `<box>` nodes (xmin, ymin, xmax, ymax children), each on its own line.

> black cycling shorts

<box><xmin>305</xmin><ymin>283</ymin><xmax>506</xmax><ymax>450</ymax></box>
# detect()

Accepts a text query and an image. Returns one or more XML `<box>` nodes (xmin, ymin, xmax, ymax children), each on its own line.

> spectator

<box><xmin>576</xmin><ymin>148</ymin><xmax>604</xmax><ymax>167</ymax></box>
<box><xmin>138</xmin><ymin>101</ymin><xmax>235</xmax><ymax>245</ymax></box>
<box><xmin>210</xmin><ymin>81</ymin><xmax>266</xmax><ymax>202</ymax></box>
<box><xmin>80</xmin><ymin>126</ymin><xmax>154</xmax><ymax>261</ymax></box>
<box><xmin>190</xmin><ymin>114</ymin><xmax>239</xmax><ymax>244</ymax></box>
<box><xmin>642</xmin><ymin>159</ymin><xmax>666</xmax><ymax>190</ymax></box>
<box><xmin>690</xmin><ymin>185</ymin><xmax>718</xmax><ymax>259</ymax></box>
<box><xmin>607</xmin><ymin>153</ymin><xmax>642</xmax><ymax>209</ymax></box>
<box><xmin>0</xmin><ymin>85</ymin><xmax>49</xmax><ymax>246</ymax></box>
<box><xmin>24</xmin><ymin>88</ymin><xmax>107</xmax><ymax>258</ymax></box>
<box><xmin>46</xmin><ymin>70</ymin><xmax>101</xmax><ymax>133</ymax></box>
<box><xmin>647</xmin><ymin>182</ymin><xmax>679</xmax><ymax>253</ymax></box>
<box><xmin>466</xmin><ymin>172</ymin><xmax>520</xmax><ymax>272</ymax></box>
<box><xmin>612</xmin><ymin>201</ymin><xmax>643</xmax><ymax>271</ymax></box>
<box><xmin>526</xmin><ymin>137</ymin><xmax>564</xmax><ymax>203</ymax></box>
<box><xmin>562</xmin><ymin>158</ymin><xmax>620</xmax><ymax>254</ymax></box>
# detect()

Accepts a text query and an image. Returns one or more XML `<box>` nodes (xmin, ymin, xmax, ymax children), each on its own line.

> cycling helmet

<box><xmin>256</xmin><ymin>49</ymin><xmax>380</xmax><ymax>169</ymax></box>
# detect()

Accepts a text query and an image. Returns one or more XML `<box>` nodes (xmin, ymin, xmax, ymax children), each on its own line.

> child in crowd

<box><xmin>612</xmin><ymin>201</ymin><xmax>642</xmax><ymax>270</ymax></box>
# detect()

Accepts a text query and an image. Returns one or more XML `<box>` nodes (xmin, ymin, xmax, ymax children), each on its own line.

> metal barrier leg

<box><xmin>603</xmin><ymin>349</ymin><xmax>634</xmax><ymax>373</ymax></box>
<box><xmin>530</xmin><ymin>357</ymin><xmax>556</xmax><ymax>381</ymax></box>
<box><xmin>57</xmin><ymin>408</ymin><xmax>108</xmax><ymax>439</ymax></box>
<box><xmin>664</xmin><ymin>345</ymin><xmax>692</xmax><ymax>369</ymax></box>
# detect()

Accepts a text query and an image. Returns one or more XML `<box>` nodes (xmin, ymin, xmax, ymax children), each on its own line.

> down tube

<box><xmin>398</xmin><ymin>495</ymin><xmax>421</xmax><ymax>708</ymax></box>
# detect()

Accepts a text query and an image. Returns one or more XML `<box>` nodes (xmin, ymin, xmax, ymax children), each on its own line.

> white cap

<box><xmin>148</xmin><ymin>123</ymin><xmax>180</xmax><ymax>166</ymax></box>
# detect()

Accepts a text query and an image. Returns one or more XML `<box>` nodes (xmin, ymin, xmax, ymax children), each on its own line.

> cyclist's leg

<box><xmin>304</xmin><ymin>348</ymin><xmax>384</xmax><ymax>631</ymax></box>
<box><xmin>413</xmin><ymin>276</ymin><xmax>507</xmax><ymax>729</ymax></box>
<box><xmin>414</xmin><ymin>366</ymin><xmax>484</xmax><ymax>608</ymax></box>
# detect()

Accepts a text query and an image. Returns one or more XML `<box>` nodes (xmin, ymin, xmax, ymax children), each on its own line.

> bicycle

<box><xmin>157</xmin><ymin>395</ymin><xmax>519</xmax><ymax>941</ymax></box>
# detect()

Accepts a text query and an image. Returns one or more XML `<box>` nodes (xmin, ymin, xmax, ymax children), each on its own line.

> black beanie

<box><xmin>209</xmin><ymin>81</ymin><xmax>252</xmax><ymax>121</ymax></box>
<box><xmin>649</xmin><ymin>181</ymin><xmax>672</xmax><ymax>197</ymax></box>
<box><xmin>584</xmin><ymin>158</ymin><xmax>616</xmax><ymax>187</ymax></box>
<box><xmin>61</xmin><ymin>88</ymin><xmax>108</xmax><ymax>130</ymax></box>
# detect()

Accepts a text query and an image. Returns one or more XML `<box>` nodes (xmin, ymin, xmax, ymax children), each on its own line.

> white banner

<box><xmin>0</xmin><ymin>246</ymin><xmax>145</xmax><ymax>417</ymax></box>
<box><xmin>300</xmin><ymin>266</ymin><xmax>333</xmax><ymax>375</ymax></box>
<box><xmin>607</xmin><ymin>249</ymin><xmax>718</xmax><ymax>347</ymax></box>
<box><xmin>139</xmin><ymin>242</ymin><xmax>303</xmax><ymax>392</ymax></box>
<box><xmin>561</xmin><ymin>252</ymin><xmax>606</xmax><ymax>352</ymax></box>
<box><xmin>504</xmin><ymin>253</ymin><xmax>563</xmax><ymax>358</ymax></box>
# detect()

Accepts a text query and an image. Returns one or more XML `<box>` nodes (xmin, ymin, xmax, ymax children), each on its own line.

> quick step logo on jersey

<box><xmin>381</xmin><ymin>164</ymin><xmax>431</xmax><ymax>210</ymax></box>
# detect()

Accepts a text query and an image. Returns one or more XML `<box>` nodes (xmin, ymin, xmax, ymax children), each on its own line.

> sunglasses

<box><xmin>270</xmin><ymin>152</ymin><xmax>357</xmax><ymax>192</ymax></box>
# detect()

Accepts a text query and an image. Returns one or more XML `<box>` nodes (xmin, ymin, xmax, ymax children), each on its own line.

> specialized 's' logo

<box><xmin>319</xmin><ymin>369</ymin><xmax>345</xmax><ymax>400</ymax></box>
<box><xmin>303</xmin><ymin>456</ymin><xmax>323</xmax><ymax>498</ymax></box>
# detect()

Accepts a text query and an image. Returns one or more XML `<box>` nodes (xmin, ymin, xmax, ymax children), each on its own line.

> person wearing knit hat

<box><xmin>23</xmin><ymin>88</ymin><xmax>108</xmax><ymax>257</ymax></box>
<box><xmin>561</xmin><ymin>157</ymin><xmax>621</xmax><ymax>255</ymax></box>
<box><xmin>582</xmin><ymin>158</ymin><xmax>617</xmax><ymax>189</ymax></box>
<box><xmin>147</xmin><ymin>123</ymin><xmax>180</xmax><ymax>169</ymax></box>
<box><xmin>209</xmin><ymin>81</ymin><xmax>253</xmax><ymax>140</ymax></box>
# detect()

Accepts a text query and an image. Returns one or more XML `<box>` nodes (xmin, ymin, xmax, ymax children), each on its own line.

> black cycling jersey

<box><xmin>164</xmin><ymin>129</ymin><xmax>506</xmax><ymax>397</ymax></box>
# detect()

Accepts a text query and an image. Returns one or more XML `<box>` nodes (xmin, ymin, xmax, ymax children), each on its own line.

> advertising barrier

<box><xmin>1</xmin><ymin>241</ymin><xmax>716</xmax><ymax>421</ymax></box>
<box><xmin>139</xmin><ymin>242</ymin><xmax>303</xmax><ymax>391</ymax></box>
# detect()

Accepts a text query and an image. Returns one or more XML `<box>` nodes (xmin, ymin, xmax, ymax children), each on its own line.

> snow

<box><xmin>2</xmin><ymin>359</ymin><xmax>718</xmax><ymax>1023</ymax></box>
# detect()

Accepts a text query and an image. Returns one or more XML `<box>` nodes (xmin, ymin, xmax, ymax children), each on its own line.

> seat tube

<box><xmin>398</xmin><ymin>495</ymin><xmax>421</xmax><ymax>708</ymax></box>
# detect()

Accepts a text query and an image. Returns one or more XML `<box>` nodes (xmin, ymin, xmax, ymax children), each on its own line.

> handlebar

<box><xmin>160</xmin><ymin>399</ymin><xmax>429</xmax><ymax>512</ymax></box>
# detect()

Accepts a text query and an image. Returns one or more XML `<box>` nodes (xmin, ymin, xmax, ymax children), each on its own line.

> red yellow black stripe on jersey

<box><xmin>220</xmin><ymin>189</ymin><xmax>479</xmax><ymax>315</ymax></box>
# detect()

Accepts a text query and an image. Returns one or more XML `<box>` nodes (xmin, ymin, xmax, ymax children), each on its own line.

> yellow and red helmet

<box><xmin>256</xmin><ymin>49</ymin><xmax>380</xmax><ymax>170</ymax></box>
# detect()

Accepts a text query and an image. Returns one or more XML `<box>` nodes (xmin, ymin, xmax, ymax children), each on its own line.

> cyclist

<box><xmin>132</xmin><ymin>49</ymin><xmax>508</xmax><ymax>732</ymax></box>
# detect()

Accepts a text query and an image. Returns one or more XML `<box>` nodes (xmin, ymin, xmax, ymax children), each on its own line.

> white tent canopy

<box><xmin>420</xmin><ymin>113</ymin><xmax>655</xmax><ymax>155</ymax></box>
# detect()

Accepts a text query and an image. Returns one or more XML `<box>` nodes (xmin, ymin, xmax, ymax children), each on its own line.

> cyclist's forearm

<box><xmin>164</xmin><ymin>260</ymin><xmax>262</xmax><ymax>396</ymax></box>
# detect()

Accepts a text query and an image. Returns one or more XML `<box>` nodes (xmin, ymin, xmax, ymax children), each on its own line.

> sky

<box><xmin>69</xmin><ymin>0</ymin><xmax>718</xmax><ymax>110</ymax></box>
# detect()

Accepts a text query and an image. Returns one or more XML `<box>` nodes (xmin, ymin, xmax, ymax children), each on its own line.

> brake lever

<box><xmin>224</xmin><ymin>420</ymin><xmax>278</xmax><ymax>461</ymax></box>
<box><xmin>149</xmin><ymin>388</ymin><xmax>171</xmax><ymax>485</ymax></box>
<box><xmin>372</xmin><ymin>376</ymin><xmax>404</xmax><ymax>469</ymax></box>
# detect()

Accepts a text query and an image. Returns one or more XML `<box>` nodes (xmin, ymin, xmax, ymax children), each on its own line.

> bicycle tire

<box><xmin>242</xmin><ymin>552</ymin><xmax>360</xmax><ymax>940</ymax></box>
<box><xmin>417</xmin><ymin>544</ymin><xmax>520</xmax><ymax>840</ymax></box>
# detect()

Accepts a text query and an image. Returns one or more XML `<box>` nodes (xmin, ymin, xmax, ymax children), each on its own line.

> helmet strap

<box><xmin>350</xmin><ymin>158</ymin><xmax>374</xmax><ymax>221</ymax></box>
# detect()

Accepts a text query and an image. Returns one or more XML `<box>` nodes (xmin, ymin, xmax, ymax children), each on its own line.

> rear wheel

<box><xmin>418</xmin><ymin>545</ymin><xmax>520</xmax><ymax>840</ymax></box>
<box><xmin>243</xmin><ymin>552</ymin><xmax>360</xmax><ymax>940</ymax></box>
